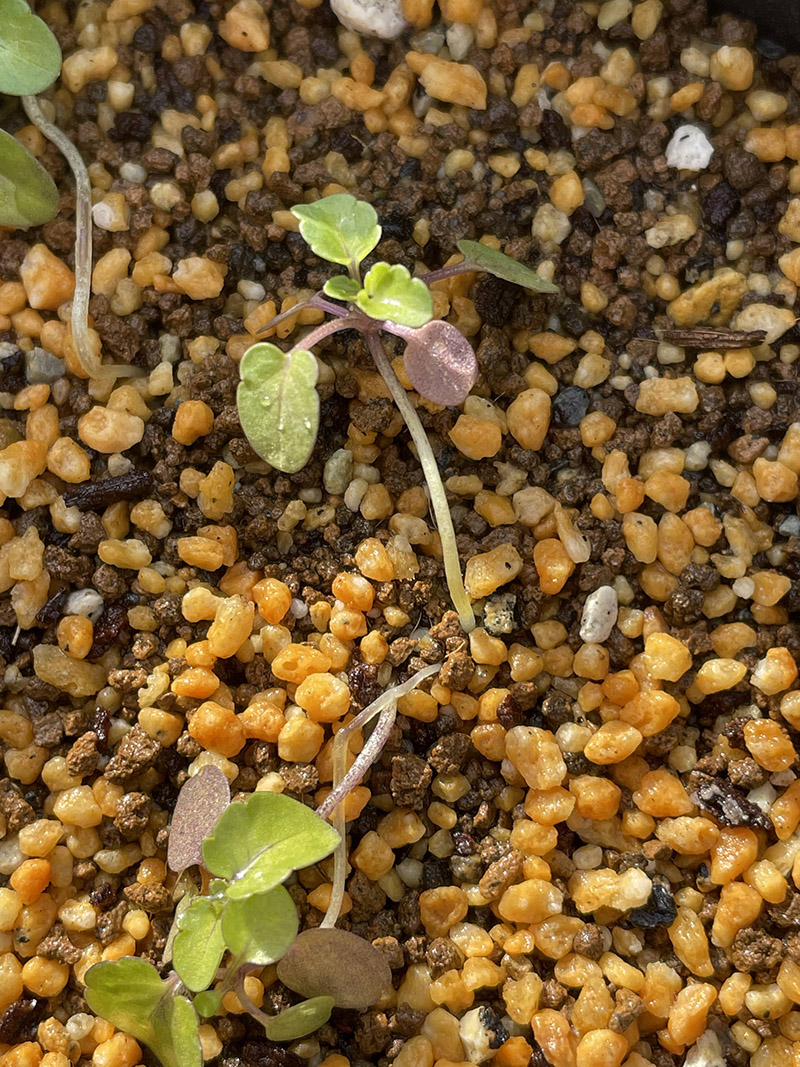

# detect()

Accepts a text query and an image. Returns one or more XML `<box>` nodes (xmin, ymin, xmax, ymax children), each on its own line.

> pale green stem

<box><xmin>317</xmin><ymin>663</ymin><xmax>441</xmax><ymax>930</ymax></box>
<box><xmin>22</xmin><ymin>95</ymin><xmax>141</xmax><ymax>379</ymax></box>
<box><xmin>367</xmin><ymin>334</ymin><xmax>475</xmax><ymax>631</ymax></box>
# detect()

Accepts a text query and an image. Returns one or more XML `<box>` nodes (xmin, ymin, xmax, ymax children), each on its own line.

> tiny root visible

<box><xmin>22</xmin><ymin>95</ymin><xmax>142</xmax><ymax>381</ymax></box>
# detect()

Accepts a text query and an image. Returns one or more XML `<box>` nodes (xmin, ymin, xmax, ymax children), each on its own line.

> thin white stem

<box><xmin>367</xmin><ymin>334</ymin><xmax>475</xmax><ymax>631</ymax></box>
<box><xmin>317</xmin><ymin>662</ymin><xmax>441</xmax><ymax>929</ymax></box>
<box><xmin>22</xmin><ymin>95</ymin><xmax>140</xmax><ymax>379</ymax></box>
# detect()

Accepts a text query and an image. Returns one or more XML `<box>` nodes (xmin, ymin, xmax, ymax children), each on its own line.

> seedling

<box><xmin>85</xmin><ymin>665</ymin><xmax>442</xmax><ymax>1062</ymax></box>
<box><xmin>0</xmin><ymin>0</ymin><xmax>138</xmax><ymax>378</ymax></box>
<box><xmin>0</xmin><ymin>0</ymin><xmax>60</xmax><ymax>228</ymax></box>
<box><xmin>237</xmin><ymin>193</ymin><xmax>557</xmax><ymax>632</ymax></box>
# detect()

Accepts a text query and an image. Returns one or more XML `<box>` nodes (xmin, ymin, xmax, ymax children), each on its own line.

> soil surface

<box><xmin>2</xmin><ymin>0</ymin><xmax>800</xmax><ymax>1065</ymax></box>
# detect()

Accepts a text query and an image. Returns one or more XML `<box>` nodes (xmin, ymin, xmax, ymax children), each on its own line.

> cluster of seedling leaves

<box><xmin>237</xmin><ymin>192</ymin><xmax>557</xmax><ymax>475</ymax></box>
<box><xmin>0</xmin><ymin>0</ymin><xmax>61</xmax><ymax>227</ymax></box>
<box><xmin>85</xmin><ymin>766</ymin><xmax>392</xmax><ymax>1066</ymax></box>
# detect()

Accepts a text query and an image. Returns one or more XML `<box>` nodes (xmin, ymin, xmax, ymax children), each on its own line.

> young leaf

<box><xmin>457</xmin><ymin>239</ymin><xmax>559</xmax><ymax>293</ymax></box>
<box><xmin>402</xmin><ymin>320</ymin><xmax>478</xmax><ymax>406</ymax></box>
<box><xmin>221</xmin><ymin>885</ymin><xmax>298</xmax><ymax>965</ymax></box>
<box><xmin>263</xmin><ymin>997</ymin><xmax>335</xmax><ymax>1042</ymax></box>
<box><xmin>0</xmin><ymin>130</ymin><xmax>59</xmax><ymax>229</ymax></box>
<box><xmin>85</xmin><ymin>958</ymin><xmax>202</xmax><ymax>1067</ymax></box>
<box><xmin>355</xmin><ymin>263</ymin><xmax>433</xmax><ymax>327</ymax></box>
<box><xmin>202</xmin><ymin>792</ymin><xmax>340</xmax><ymax>900</ymax></box>
<box><xmin>0</xmin><ymin>0</ymin><xmax>62</xmax><ymax>96</ymax></box>
<box><xmin>152</xmin><ymin>992</ymin><xmax>203</xmax><ymax>1067</ymax></box>
<box><xmin>237</xmin><ymin>342</ymin><xmax>319</xmax><ymax>474</ymax></box>
<box><xmin>291</xmin><ymin>194</ymin><xmax>381</xmax><ymax>273</ymax></box>
<box><xmin>162</xmin><ymin>883</ymin><xmax>197</xmax><ymax>965</ymax></box>
<box><xmin>276</xmin><ymin>928</ymin><xmax>392</xmax><ymax>1010</ymax></box>
<box><xmin>194</xmin><ymin>989</ymin><xmax>224</xmax><ymax>1018</ymax></box>
<box><xmin>323</xmin><ymin>275</ymin><xmax>361</xmax><ymax>302</ymax></box>
<box><xmin>172</xmin><ymin>896</ymin><xmax>226</xmax><ymax>992</ymax></box>
<box><xmin>167</xmin><ymin>764</ymin><xmax>231</xmax><ymax>873</ymax></box>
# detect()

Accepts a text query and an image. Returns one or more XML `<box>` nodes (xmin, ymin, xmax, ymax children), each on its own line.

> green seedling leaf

<box><xmin>402</xmin><ymin>320</ymin><xmax>478</xmax><ymax>406</ymax></box>
<box><xmin>194</xmin><ymin>989</ymin><xmax>224</xmax><ymax>1018</ymax></box>
<box><xmin>221</xmin><ymin>885</ymin><xmax>298</xmax><ymax>965</ymax></box>
<box><xmin>264</xmin><ymin>997</ymin><xmax>335</xmax><ymax>1042</ymax></box>
<box><xmin>356</xmin><ymin>263</ymin><xmax>433</xmax><ymax>327</ymax></box>
<box><xmin>0</xmin><ymin>130</ymin><xmax>59</xmax><ymax>230</ymax></box>
<box><xmin>0</xmin><ymin>0</ymin><xmax>62</xmax><ymax>95</ymax></box>
<box><xmin>277</xmin><ymin>928</ymin><xmax>392</xmax><ymax>1010</ymax></box>
<box><xmin>237</xmin><ymin>342</ymin><xmax>319</xmax><ymax>474</ymax></box>
<box><xmin>167</xmin><ymin>764</ymin><xmax>230</xmax><ymax>873</ymax></box>
<box><xmin>202</xmin><ymin>792</ymin><xmax>340</xmax><ymax>900</ymax></box>
<box><xmin>173</xmin><ymin>896</ymin><xmax>226</xmax><ymax>992</ymax></box>
<box><xmin>85</xmin><ymin>958</ymin><xmax>201</xmax><ymax>1067</ymax></box>
<box><xmin>152</xmin><ymin>991</ymin><xmax>202</xmax><ymax>1067</ymax></box>
<box><xmin>292</xmin><ymin>194</ymin><xmax>381</xmax><ymax>272</ymax></box>
<box><xmin>457</xmin><ymin>239</ymin><xmax>559</xmax><ymax>294</ymax></box>
<box><xmin>162</xmin><ymin>883</ymin><xmax>197</xmax><ymax>965</ymax></box>
<box><xmin>323</xmin><ymin>275</ymin><xmax>361</xmax><ymax>302</ymax></box>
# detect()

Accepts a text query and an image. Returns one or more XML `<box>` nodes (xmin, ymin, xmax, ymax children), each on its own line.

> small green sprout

<box><xmin>0</xmin><ymin>0</ymin><xmax>61</xmax><ymax>229</ymax></box>
<box><xmin>85</xmin><ymin>667</ymin><xmax>442</xmax><ymax>1061</ymax></box>
<box><xmin>84</xmin><ymin>957</ymin><xmax>202</xmax><ymax>1067</ymax></box>
<box><xmin>0</xmin><ymin>1</ymin><xmax>139</xmax><ymax>377</ymax></box>
<box><xmin>237</xmin><ymin>193</ymin><xmax>557</xmax><ymax>632</ymax></box>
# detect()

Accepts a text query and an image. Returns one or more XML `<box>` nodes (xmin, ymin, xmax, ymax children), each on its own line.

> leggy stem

<box><xmin>419</xmin><ymin>261</ymin><xmax>478</xmax><ymax>286</ymax></box>
<box><xmin>317</xmin><ymin>662</ymin><xmax>441</xmax><ymax>929</ymax></box>
<box><xmin>367</xmin><ymin>334</ymin><xmax>475</xmax><ymax>631</ymax></box>
<box><xmin>22</xmin><ymin>95</ymin><xmax>141</xmax><ymax>380</ymax></box>
<box><xmin>258</xmin><ymin>295</ymin><xmax>349</xmax><ymax>335</ymax></box>
<box><xmin>235</xmin><ymin>979</ymin><xmax>275</xmax><ymax>1031</ymax></box>
<box><xmin>290</xmin><ymin>318</ymin><xmax>353</xmax><ymax>354</ymax></box>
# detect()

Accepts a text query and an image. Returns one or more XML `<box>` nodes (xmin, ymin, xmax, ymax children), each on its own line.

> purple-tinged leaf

<box><xmin>167</xmin><ymin>765</ymin><xmax>230</xmax><ymax>873</ymax></box>
<box><xmin>276</xmin><ymin>928</ymin><xmax>392</xmax><ymax>1010</ymax></box>
<box><xmin>402</xmin><ymin>320</ymin><xmax>478</xmax><ymax>406</ymax></box>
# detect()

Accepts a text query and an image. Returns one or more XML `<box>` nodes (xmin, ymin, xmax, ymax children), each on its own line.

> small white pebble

<box><xmin>119</xmin><ymin>161</ymin><xmax>146</xmax><ymax>183</ymax></box>
<box><xmin>65</xmin><ymin>588</ymin><xmax>105</xmax><ymax>622</ymax></box>
<box><xmin>289</xmin><ymin>598</ymin><xmax>308</xmax><ymax>619</ymax></box>
<box><xmin>731</xmin><ymin>577</ymin><xmax>754</xmax><ymax>599</ymax></box>
<box><xmin>66</xmin><ymin>1014</ymin><xmax>96</xmax><ymax>1041</ymax></box>
<box><xmin>323</xmin><ymin>448</ymin><xmax>354</xmax><ymax>495</ymax></box>
<box><xmin>771</xmin><ymin>769</ymin><xmax>796</xmax><ymax>788</ymax></box>
<box><xmin>330</xmin><ymin>0</ymin><xmax>407</xmax><ymax>38</ymax></box>
<box><xmin>665</xmin><ymin>124</ymin><xmax>714</xmax><ymax>171</ymax></box>
<box><xmin>344</xmin><ymin>477</ymin><xmax>369</xmax><ymax>512</ymax></box>
<box><xmin>685</xmin><ymin>441</ymin><xmax>711</xmax><ymax>471</ymax></box>
<box><xmin>445</xmin><ymin>22</ymin><xmax>474</xmax><ymax>61</ymax></box>
<box><xmin>573</xmin><ymin>844</ymin><xmax>603</xmax><ymax>869</ymax></box>
<box><xmin>107</xmin><ymin>453</ymin><xmax>133</xmax><ymax>476</ymax></box>
<box><xmin>779</xmin><ymin>515</ymin><xmax>800</xmax><ymax>536</ymax></box>
<box><xmin>747</xmin><ymin>782</ymin><xmax>778</xmax><ymax>814</ymax></box>
<box><xmin>0</xmin><ymin>835</ymin><xmax>23</xmax><ymax>876</ymax></box>
<box><xmin>579</xmin><ymin>585</ymin><xmax>618</xmax><ymax>644</ymax></box>
<box><xmin>684</xmin><ymin>1030</ymin><xmax>725</xmax><ymax>1067</ymax></box>
<box><xmin>459</xmin><ymin>1006</ymin><xmax>506</xmax><ymax>1064</ymax></box>
<box><xmin>238</xmin><ymin>280</ymin><xmax>266</xmax><ymax>301</ymax></box>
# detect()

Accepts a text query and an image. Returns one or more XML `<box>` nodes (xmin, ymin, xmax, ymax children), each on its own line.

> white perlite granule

<box><xmin>329</xmin><ymin>0</ymin><xmax>407</xmax><ymax>39</ymax></box>
<box><xmin>665</xmin><ymin>124</ymin><xmax>715</xmax><ymax>171</ymax></box>
<box><xmin>579</xmin><ymin>585</ymin><xmax>618</xmax><ymax>644</ymax></box>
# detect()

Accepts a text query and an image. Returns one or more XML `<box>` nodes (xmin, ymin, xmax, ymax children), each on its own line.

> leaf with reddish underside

<box><xmin>402</xmin><ymin>320</ymin><xmax>478</xmax><ymax>406</ymax></box>
<box><xmin>167</xmin><ymin>764</ymin><xmax>230</xmax><ymax>873</ymax></box>
<box><xmin>276</xmin><ymin>928</ymin><xmax>392</xmax><ymax>1010</ymax></box>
